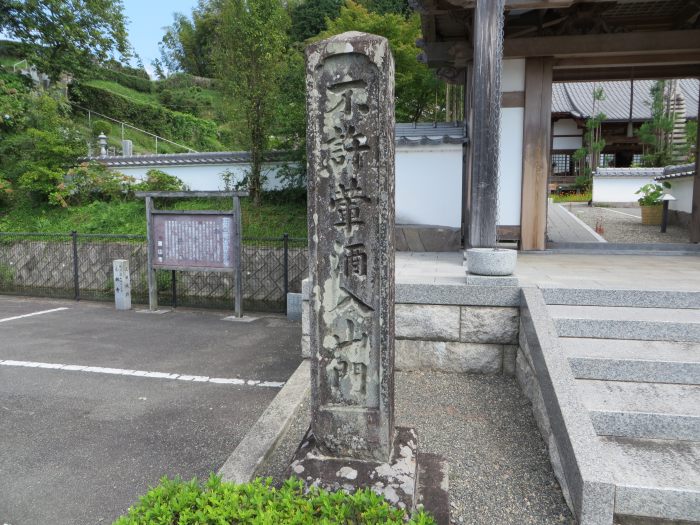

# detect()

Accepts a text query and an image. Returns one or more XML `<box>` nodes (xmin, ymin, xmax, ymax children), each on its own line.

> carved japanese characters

<box><xmin>306</xmin><ymin>32</ymin><xmax>396</xmax><ymax>462</ymax></box>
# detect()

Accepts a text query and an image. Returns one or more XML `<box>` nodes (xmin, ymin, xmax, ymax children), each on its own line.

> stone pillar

<box><xmin>306</xmin><ymin>31</ymin><xmax>396</xmax><ymax>462</ymax></box>
<box><xmin>113</xmin><ymin>259</ymin><xmax>131</xmax><ymax>310</ymax></box>
<box><xmin>468</xmin><ymin>0</ymin><xmax>505</xmax><ymax>248</ymax></box>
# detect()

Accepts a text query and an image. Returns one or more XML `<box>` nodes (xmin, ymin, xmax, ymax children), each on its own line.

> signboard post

<box><xmin>137</xmin><ymin>191</ymin><xmax>248</xmax><ymax>317</ymax></box>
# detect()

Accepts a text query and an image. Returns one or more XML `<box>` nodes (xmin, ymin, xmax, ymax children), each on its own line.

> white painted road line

<box><xmin>0</xmin><ymin>359</ymin><xmax>285</xmax><ymax>388</ymax></box>
<box><xmin>0</xmin><ymin>307</ymin><xmax>70</xmax><ymax>324</ymax></box>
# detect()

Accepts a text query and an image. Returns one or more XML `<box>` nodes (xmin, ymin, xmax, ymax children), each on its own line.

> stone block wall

<box><xmin>395</xmin><ymin>304</ymin><xmax>518</xmax><ymax>375</ymax></box>
<box><xmin>301</xmin><ymin>279</ymin><xmax>520</xmax><ymax>375</ymax></box>
<box><xmin>0</xmin><ymin>239</ymin><xmax>308</xmax><ymax>309</ymax></box>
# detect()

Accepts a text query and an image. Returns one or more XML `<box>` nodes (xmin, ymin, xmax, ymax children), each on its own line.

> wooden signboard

<box><xmin>136</xmin><ymin>191</ymin><xmax>248</xmax><ymax>317</ymax></box>
<box><xmin>151</xmin><ymin>213</ymin><xmax>234</xmax><ymax>270</ymax></box>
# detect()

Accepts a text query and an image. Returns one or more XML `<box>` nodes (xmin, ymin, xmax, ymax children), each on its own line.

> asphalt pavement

<box><xmin>0</xmin><ymin>296</ymin><xmax>301</xmax><ymax>525</ymax></box>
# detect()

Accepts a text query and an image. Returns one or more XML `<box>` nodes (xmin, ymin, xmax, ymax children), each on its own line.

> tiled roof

<box><xmin>88</xmin><ymin>123</ymin><xmax>467</xmax><ymax>167</ymax></box>
<box><xmin>595</xmin><ymin>167</ymin><xmax>665</xmax><ymax>177</ymax></box>
<box><xmin>655</xmin><ymin>163</ymin><xmax>696</xmax><ymax>181</ymax></box>
<box><xmin>85</xmin><ymin>150</ymin><xmax>289</xmax><ymax>168</ymax></box>
<box><xmin>395</xmin><ymin>122</ymin><xmax>466</xmax><ymax>146</ymax></box>
<box><xmin>553</xmin><ymin>79</ymin><xmax>699</xmax><ymax>122</ymax></box>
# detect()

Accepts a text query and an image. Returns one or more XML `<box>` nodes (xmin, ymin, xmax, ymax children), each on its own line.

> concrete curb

<box><xmin>218</xmin><ymin>359</ymin><xmax>310</xmax><ymax>483</ymax></box>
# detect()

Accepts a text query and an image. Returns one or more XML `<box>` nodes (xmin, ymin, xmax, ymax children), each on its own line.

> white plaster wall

<box><xmin>668</xmin><ymin>176</ymin><xmax>694</xmax><ymax>214</ymax></box>
<box><xmin>499</xmin><ymin>108</ymin><xmax>524</xmax><ymax>225</ymax></box>
<box><xmin>498</xmin><ymin>59</ymin><xmax>525</xmax><ymax>226</ymax></box>
<box><xmin>502</xmin><ymin>59</ymin><xmax>526</xmax><ymax>91</ymax></box>
<box><xmin>113</xmin><ymin>162</ymin><xmax>288</xmax><ymax>191</ymax></box>
<box><xmin>592</xmin><ymin>176</ymin><xmax>656</xmax><ymax>203</ymax></box>
<box><xmin>553</xmin><ymin>119</ymin><xmax>580</xmax><ymax>135</ymax></box>
<box><xmin>552</xmin><ymin>119</ymin><xmax>583</xmax><ymax>150</ymax></box>
<box><xmin>553</xmin><ymin>137</ymin><xmax>583</xmax><ymax>150</ymax></box>
<box><xmin>395</xmin><ymin>144</ymin><xmax>463</xmax><ymax>227</ymax></box>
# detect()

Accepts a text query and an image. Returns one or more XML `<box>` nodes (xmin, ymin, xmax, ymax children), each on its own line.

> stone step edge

<box><xmin>554</xmin><ymin>319</ymin><xmax>700</xmax><ymax>343</ymax></box>
<box><xmin>569</xmin><ymin>357</ymin><xmax>700</xmax><ymax>385</ymax></box>
<box><xmin>614</xmin><ymin>483</ymin><xmax>700</xmax><ymax>523</ymax></box>
<box><xmin>542</xmin><ymin>287</ymin><xmax>700</xmax><ymax>309</ymax></box>
<box><xmin>589</xmin><ymin>410</ymin><xmax>700</xmax><ymax>442</ymax></box>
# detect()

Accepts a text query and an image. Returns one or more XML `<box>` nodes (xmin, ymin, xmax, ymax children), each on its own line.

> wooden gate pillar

<box><xmin>468</xmin><ymin>0</ymin><xmax>505</xmax><ymax>248</ymax></box>
<box><xmin>520</xmin><ymin>58</ymin><xmax>553</xmax><ymax>251</ymax></box>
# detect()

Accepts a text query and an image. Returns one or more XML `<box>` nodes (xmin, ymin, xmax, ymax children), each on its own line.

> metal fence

<box><xmin>0</xmin><ymin>232</ymin><xmax>308</xmax><ymax>312</ymax></box>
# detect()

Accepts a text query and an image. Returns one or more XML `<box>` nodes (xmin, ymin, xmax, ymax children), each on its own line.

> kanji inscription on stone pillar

<box><xmin>306</xmin><ymin>31</ymin><xmax>396</xmax><ymax>461</ymax></box>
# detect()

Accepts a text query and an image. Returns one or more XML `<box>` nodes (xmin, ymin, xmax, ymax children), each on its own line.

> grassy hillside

<box><xmin>0</xmin><ymin>199</ymin><xmax>308</xmax><ymax>238</ymax></box>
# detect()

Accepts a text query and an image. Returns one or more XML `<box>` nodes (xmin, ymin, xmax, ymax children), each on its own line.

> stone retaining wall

<box><xmin>0</xmin><ymin>239</ymin><xmax>308</xmax><ymax>309</ymax></box>
<box><xmin>301</xmin><ymin>278</ymin><xmax>520</xmax><ymax>375</ymax></box>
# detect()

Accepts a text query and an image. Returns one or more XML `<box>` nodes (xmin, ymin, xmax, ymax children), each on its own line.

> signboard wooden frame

<box><xmin>136</xmin><ymin>191</ymin><xmax>249</xmax><ymax>317</ymax></box>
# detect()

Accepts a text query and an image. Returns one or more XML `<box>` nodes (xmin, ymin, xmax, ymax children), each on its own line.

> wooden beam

<box><xmin>521</xmin><ymin>58</ymin><xmax>553</xmax><ymax>251</ymax></box>
<box><xmin>554</xmin><ymin>52</ymin><xmax>700</xmax><ymax>69</ymax></box>
<box><xmin>553</xmin><ymin>64</ymin><xmax>700</xmax><ymax>81</ymax></box>
<box><xmin>502</xmin><ymin>91</ymin><xmax>525</xmax><ymax>108</ymax></box>
<box><xmin>442</xmin><ymin>0</ymin><xmax>634</xmax><ymax>9</ymax></box>
<box><xmin>468</xmin><ymin>0</ymin><xmax>505</xmax><ymax>248</ymax></box>
<box><xmin>497</xmin><ymin>225</ymin><xmax>521</xmax><ymax>241</ymax></box>
<box><xmin>691</xmin><ymin>86</ymin><xmax>700</xmax><ymax>244</ymax></box>
<box><xmin>418</xmin><ymin>30</ymin><xmax>700</xmax><ymax>66</ymax></box>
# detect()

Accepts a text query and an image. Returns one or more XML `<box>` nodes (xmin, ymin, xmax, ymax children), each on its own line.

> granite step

<box><xmin>577</xmin><ymin>380</ymin><xmax>700</xmax><ymax>441</ymax></box>
<box><xmin>600</xmin><ymin>436</ymin><xmax>700</xmax><ymax>523</ymax></box>
<box><xmin>562</xmin><ymin>338</ymin><xmax>700</xmax><ymax>384</ymax></box>
<box><xmin>549</xmin><ymin>305</ymin><xmax>700</xmax><ymax>342</ymax></box>
<box><xmin>542</xmin><ymin>287</ymin><xmax>700</xmax><ymax>309</ymax></box>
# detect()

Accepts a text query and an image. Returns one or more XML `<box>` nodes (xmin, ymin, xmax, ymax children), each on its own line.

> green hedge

<box><xmin>113</xmin><ymin>476</ymin><xmax>436</xmax><ymax>525</ymax></box>
<box><xmin>70</xmin><ymin>83</ymin><xmax>222</xmax><ymax>151</ymax></box>
<box><xmin>95</xmin><ymin>67</ymin><xmax>153</xmax><ymax>93</ymax></box>
<box><xmin>0</xmin><ymin>40</ymin><xmax>29</xmax><ymax>59</ymax></box>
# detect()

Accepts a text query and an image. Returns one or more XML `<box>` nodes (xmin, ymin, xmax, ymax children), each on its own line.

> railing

<box><xmin>0</xmin><ymin>232</ymin><xmax>308</xmax><ymax>313</ymax></box>
<box><xmin>70</xmin><ymin>102</ymin><xmax>197</xmax><ymax>154</ymax></box>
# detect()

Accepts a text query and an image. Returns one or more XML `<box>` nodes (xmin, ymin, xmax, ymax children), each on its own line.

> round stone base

<box><xmin>465</xmin><ymin>248</ymin><xmax>518</xmax><ymax>276</ymax></box>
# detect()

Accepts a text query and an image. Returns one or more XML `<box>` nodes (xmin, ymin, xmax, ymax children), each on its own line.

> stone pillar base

<box><xmin>288</xmin><ymin>427</ymin><xmax>449</xmax><ymax>523</ymax></box>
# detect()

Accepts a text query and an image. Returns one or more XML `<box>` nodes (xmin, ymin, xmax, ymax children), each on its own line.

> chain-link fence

<box><xmin>0</xmin><ymin>232</ymin><xmax>308</xmax><ymax>312</ymax></box>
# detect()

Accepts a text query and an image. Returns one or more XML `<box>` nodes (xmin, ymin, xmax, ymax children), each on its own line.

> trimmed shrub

<box><xmin>95</xmin><ymin>67</ymin><xmax>153</xmax><ymax>93</ymax></box>
<box><xmin>69</xmin><ymin>84</ymin><xmax>221</xmax><ymax>151</ymax></box>
<box><xmin>134</xmin><ymin>169</ymin><xmax>186</xmax><ymax>192</ymax></box>
<box><xmin>113</xmin><ymin>476</ymin><xmax>436</xmax><ymax>525</ymax></box>
<box><xmin>156</xmin><ymin>72</ymin><xmax>215</xmax><ymax>91</ymax></box>
<box><xmin>92</xmin><ymin>119</ymin><xmax>112</xmax><ymax>137</ymax></box>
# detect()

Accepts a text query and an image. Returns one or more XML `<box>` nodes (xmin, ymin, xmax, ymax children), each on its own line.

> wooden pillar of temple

<box><xmin>520</xmin><ymin>58</ymin><xmax>553</xmax><ymax>251</ymax></box>
<box><xmin>468</xmin><ymin>0</ymin><xmax>505</xmax><ymax>248</ymax></box>
<box><xmin>691</xmin><ymin>83</ymin><xmax>700</xmax><ymax>243</ymax></box>
<box><xmin>461</xmin><ymin>64</ymin><xmax>473</xmax><ymax>246</ymax></box>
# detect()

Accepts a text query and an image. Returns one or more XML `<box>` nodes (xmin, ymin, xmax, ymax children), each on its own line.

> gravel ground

<box><xmin>256</xmin><ymin>371</ymin><xmax>574</xmax><ymax>525</ymax></box>
<box><xmin>567</xmin><ymin>203</ymin><xmax>689</xmax><ymax>243</ymax></box>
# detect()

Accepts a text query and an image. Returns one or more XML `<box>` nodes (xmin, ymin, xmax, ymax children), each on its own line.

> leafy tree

<box><xmin>637</xmin><ymin>81</ymin><xmax>676</xmax><ymax>167</ymax></box>
<box><xmin>215</xmin><ymin>0</ymin><xmax>291</xmax><ymax>206</ymax></box>
<box><xmin>157</xmin><ymin>2</ymin><xmax>222</xmax><ymax>77</ymax></box>
<box><xmin>289</xmin><ymin>0</ymin><xmax>343</xmax><ymax>42</ymax></box>
<box><xmin>572</xmin><ymin>86</ymin><xmax>606</xmax><ymax>181</ymax></box>
<box><xmin>0</xmin><ymin>0</ymin><xmax>129</xmax><ymax>80</ymax></box>
<box><xmin>0</xmin><ymin>80</ymin><xmax>83</xmax><ymax>205</ymax></box>
<box><xmin>687</xmin><ymin>120</ymin><xmax>698</xmax><ymax>163</ymax></box>
<box><xmin>359</xmin><ymin>0</ymin><xmax>410</xmax><ymax>16</ymax></box>
<box><xmin>315</xmin><ymin>1</ymin><xmax>442</xmax><ymax>123</ymax></box>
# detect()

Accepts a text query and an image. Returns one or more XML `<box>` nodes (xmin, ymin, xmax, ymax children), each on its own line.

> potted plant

<box><xmin>635</xmin><ymin>181</ymin><xmax>671</xmax><ymax>225</ymax></box>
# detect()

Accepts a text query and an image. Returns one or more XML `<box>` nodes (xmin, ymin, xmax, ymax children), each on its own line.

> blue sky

<box><xmin>122</xmin><ymin>0</ymin><xmax>199</xmax><ymax>75</ymax></box>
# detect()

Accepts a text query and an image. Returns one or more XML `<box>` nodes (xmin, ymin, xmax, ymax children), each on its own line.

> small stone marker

<box><xmin>289</xmin><ymin>32</ymin><xmax>448</xmax><ymax>520</ymax></box>
<box><xmin>112</xmin><ymin>259</ymin><xmax>131</xmax><ymax>310</ymax></box>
